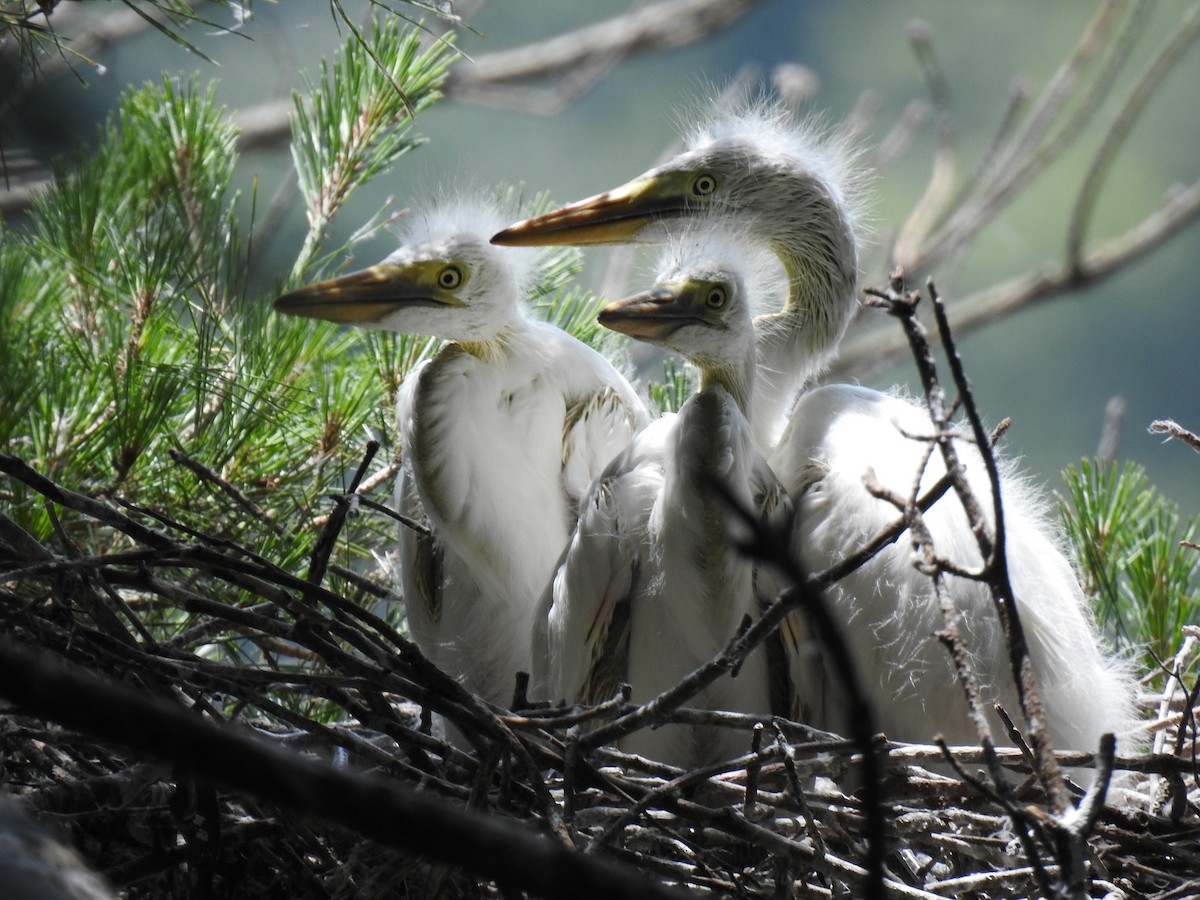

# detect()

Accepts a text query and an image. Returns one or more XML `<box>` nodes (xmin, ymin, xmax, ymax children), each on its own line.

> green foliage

<box><xmin>289</xmin><ymin>17</ymin><xmax>455</xmax><ymax>280</ymax></box>
<box><xmin>1060</xmin><ymin>458</ymin><xmax>1200</xmax><ymax>666</ymax></box>
<box><xmin>0</xmin><ymin>21</ymin><xmax>456</xmax><ymax>598</ymax></box>
<box><xmin>647</xmin><ymin>357</ymin><xmax>695</xmax><ymax>415</ymax></box>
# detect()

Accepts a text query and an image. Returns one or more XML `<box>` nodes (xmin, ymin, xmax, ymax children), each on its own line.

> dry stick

<box><xmin>1067</xmin><ymin>2</ymin><xmax>1200</xmax><ymax>272</ymax></box>
<box><xmin>927</xmin><ymin>277</ymin><xmax>1128</xmax><ymax>897</ymax></box>
<box><xmin>891</xmin><ymin>20</ymin><xmax>958</xmax><ymax>271</ymax></box>
<box><xmin>772</xmin><ymin>725</ymin><xmax>833</xmax><ymax>890</ymax></box>
<box><xmin>906</xmin><ymin>0</ymin><xmax>1139</xmax><ymax>277</ymax></box>
<box><xmin>862</xmin><ymin>468</ymin><xmax>1059</xmax><ymax>896</ymax></box>
<box><xmin>836</xmin><ymin>173</ymin><xmax>1200</xmax><ymax>383</ymax></box>
<box><xmin>0</xmin><ymin>638</ymin><xmax>692</xmax><ymax>900</ymax></box>
<box><xmin>356</xmin><ymin>494</ymin><xmax>431</xmax><ymax>536</ymax></box>
<box><xmin>863</xmin><ymin>275</ymin><xmax>1085</xmax><ymax>895</ymax></box>
<box><xmin>931</xmin><ymin>737</ymin><xmax>1056</xmax><ymax>893</ymax></box>
<box><xmin>1150</xmin><ymin>419</ymin><xmax>1200</xmax><ymax>456</ymax></box>
<box><xmin>306</xmin><ymin>440</ymin><xmax>378</xmax><ymax>586</ymax></box>
<box><xmin>865</xmin><ymin>278</ymin><xmax>1070</xmax><ymax>801</ymax></box>
<box><xmin>505</xmin><ymin>685</ymin><xmax>632</xmax><ymax>730</ymax></box>
<box><xmin>743</xmin><ymin>722</ymin><xmax>765</xmax><ymax>819</ymax></box>
<box><xmin>870</xmin><ymin>97</ymin><xmax>931</xmax><ymax>172</ymax></box>
<box><xmin>445</xmin><ymin>0</ymin><xmax>762</xmax><ymax>91</ymax></box>
<box><xmin>168</xmin><ymin>448</ymin><xmax>284</xmax><ymax>535</ymax></box>
<box><xmin>941</xmin><ymin>77</ymin><xmax>1030</xmax><ymax>221</ymax></box>
<box><xmin>926</xmin><ymin>280</ymin><xmax>1071</xmax><ymax>813</ymax></box>
<box><xmin>1095</xmin><ymin>395</ymin><xmax>1127</xmax><ymax>465</ymax></box>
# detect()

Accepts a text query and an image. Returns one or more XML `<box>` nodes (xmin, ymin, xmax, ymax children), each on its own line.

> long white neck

<box><xmin>749</xmin><ymin>201</ymin><xmax>859</xmax><ymax>451</ymax></box>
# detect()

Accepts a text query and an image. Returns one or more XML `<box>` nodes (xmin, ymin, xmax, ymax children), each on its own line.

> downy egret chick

<box><xmin>275</xmin><ymin>198</ymin><xmax>650</xmax><ymax>727</ymax></box>
<box><xmin>493</xmin><ymin>99</ymin><xmax>868</xmax><ymax>451</ymax></box>
<box><xmin>774</xmin><ymin>384</ymin><xmax>1141</xmax><ymax>752</ymax></box>
<box><xmin>495</xmin><ymin>98</ymin><xmax>1139</xmax><ymax>756</ymax></box>
<box><xmin>544</xmin><ymin>229</ymin><xmax>792</xmax><ymax>768</ymax></box>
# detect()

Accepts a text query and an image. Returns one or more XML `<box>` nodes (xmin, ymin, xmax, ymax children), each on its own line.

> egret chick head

<box><xmin>275</xmin><ymin>197</ymin><xmax>539</xmax><ymax>345</ymax></box>
<box><xmin>601</xmin><ymin>227</ymin><xmax>779</xmax><ymax>410</ymax></box>
<box><xmin>493</xmin><ymin>96</ymin><xmax>869</xmax><ymax>277</ymax></box>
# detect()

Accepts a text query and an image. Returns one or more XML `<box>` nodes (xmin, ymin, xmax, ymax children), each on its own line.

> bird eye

<box><xmin>705</xmin><ymin>285</ymin><xmax>728</xmax><ymax>309</ymax></box>
<box><xmin>438</xmin><ymin>265</ymin><xmax>464</xmax><ymax>289</ymax></box>
<box><xmin>690</xmin><ymin>172</ymin><xmax>718</xmax><ymax>197</ymax></box>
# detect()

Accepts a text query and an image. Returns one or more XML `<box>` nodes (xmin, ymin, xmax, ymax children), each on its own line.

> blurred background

<box><xmin>6</xmin><ymin>0</ymin><xmax>1200</xmax><ymax>514</ymax></box>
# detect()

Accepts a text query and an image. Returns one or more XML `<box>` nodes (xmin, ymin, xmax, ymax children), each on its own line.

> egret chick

<box><xmin>494</xmin><ymin>98</ymin><xmax>1139</xmax><ymax>755</ymax></box>
<box><xmin>493</xmin><ymin>100</ymin><xmax>868</xmax><ymax>451</ymax></box>
<box><xmin>775</xmin><ymin>384</ymin><xmax>1141</xmax><ymax>752</ymax></box>
<box><xmin>275</xmin><ymin>198</ymin><xmax>650</xmax><ymax>731</ymax></box>
<box><xmin>544</xmin><ymin>229</ymin><xmax>792</xmax><ymax>768</ymax></box>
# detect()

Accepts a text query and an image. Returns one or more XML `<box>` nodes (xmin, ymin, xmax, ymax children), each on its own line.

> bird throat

<box><xmin>455</xmin><ymin>324</ymin><xmax>518</xmax><ymax>362</ymax></box>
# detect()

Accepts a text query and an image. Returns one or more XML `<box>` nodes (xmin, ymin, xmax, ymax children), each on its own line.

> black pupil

<box><xmin>695</xmin><ymin>176</ymin><xmax>714</xmax><ymax>195</ymax></box>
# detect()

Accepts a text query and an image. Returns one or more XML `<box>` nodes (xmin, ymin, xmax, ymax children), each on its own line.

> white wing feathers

<box><xmin>546</xmin><ymin>417</ymin><xmax>669</xmax><ymax>707</ymax></box>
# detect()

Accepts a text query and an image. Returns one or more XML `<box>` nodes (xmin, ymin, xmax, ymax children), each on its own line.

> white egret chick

<box><xmin>493</xmin><ymin>99</ymin><xmax>1139</xmax><ymax>755</ymax></box>
<box><xmin>544</xmin><ymin>229</ymin><xmax>793</xmax><ymax>768</ymax></box>
<box><xmin>274</xmin><ymin>199</ymin><xmax>650</xmax><ymax>727</ymax></box>
<box><xmin>775</xmin><ymin>384</ymin><xmax>1140</xmax><ymax>751</ymax></box>
<box><xmin>493</xmin><ymin>100</ymin><xmax>867</xmax><ymax>451</ymax></box>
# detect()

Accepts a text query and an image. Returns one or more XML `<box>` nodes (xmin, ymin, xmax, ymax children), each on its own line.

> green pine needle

<box><xmin>289</xmin><ymin>17</ymin><xmax>455</xmax><ymax>280</ymax></box>
<box><xmin>1060</xmin><ymin>458</ymin><xmax>1200</xmax><ymax>668</ymax></box>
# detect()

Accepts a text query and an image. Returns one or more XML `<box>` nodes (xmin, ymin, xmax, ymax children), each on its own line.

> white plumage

<box><xmin>494</xmin><ymin>100</ymin><xmax>868</xmax><ymax>451</ymax></box>
<box><xmin>275</xmin><ymin>198</ymin><xmax>650</xmax><ymax>731</ymax></box>
<box><xmin>495</xmin><ymin>100</ymin><xmax>1139</xmax><ymax>754</ymax></box>
<box><xmin>774</xmin><ymin>383</ymin><xmax>1139</xmax><ymax>750</ymax></box>
<box><xmin>542</xmin><ymin>230</ymin><xmax>791</xmax><ymax>768</ymax></box>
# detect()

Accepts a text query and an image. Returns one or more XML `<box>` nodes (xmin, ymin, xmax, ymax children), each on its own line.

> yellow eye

<box><xmin>705</xmin><ymin>285</ymin><xmax>728</xmax><ymax>309</ymax></box>
<box><xmin>690</xmin><ymin>173</ymin><xmax>718</xmax><ymax>197</ymax></box>
<box><xmin>438</xmin><ymin>265</ymin><xmax>464</xmax><ymax>289</ymax></box>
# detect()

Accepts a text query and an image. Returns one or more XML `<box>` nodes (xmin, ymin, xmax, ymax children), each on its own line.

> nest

<box><xmin>0</xmin><ymin>277</ymin><xmax>1195</xmax><ymax>899</ymax></box>
<box><xmin>1</xmin><ymin>443</ymin><xmax>1199</xmax><ymax>900</ymax></box>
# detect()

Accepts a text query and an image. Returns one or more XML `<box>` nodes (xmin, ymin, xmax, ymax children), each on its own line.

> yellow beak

<box><xmin>491</xmin><ymin>177</ymin><xmax>672</xmax><ymax>247</ymax></box>
<box><xmin>598</xmin><ymin>285</ymin><xmax>699</xmax><ymax>341</ymax></box>
<box><xmin>274</xmin><ymin>263</ymin><xmax>456</xmax><ymax>324</ymax></box>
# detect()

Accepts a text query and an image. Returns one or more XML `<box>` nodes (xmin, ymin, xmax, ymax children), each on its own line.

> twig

<box><xmin>1066</xmin><ymin>3</ymin><xmax>1200</xmax><ymax>272</ymax></box>
<box><xmin>1150</xmin><ymin>419</ymin><xmax>1200</xmax><ymax>455</ymax></box>
<box><xmin>0</xmin><ymin>637</ymin><xmax>692</xmax><ymax>900</ymax></box>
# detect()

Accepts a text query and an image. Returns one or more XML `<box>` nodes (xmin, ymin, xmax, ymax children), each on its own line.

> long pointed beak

<box><xmin>598</xmin><ymin>286</ymin><xmax>696</xmax><ymax>341</ymax></box>
<box><xmin>274</xmin><ymin>263</ymin><xmax>440</xmax><ymax>325</ymax></box>
<box><xmin>491</xmin><ymin>177</ymin><xmax>674</xmax><ymax>247</ymax></box>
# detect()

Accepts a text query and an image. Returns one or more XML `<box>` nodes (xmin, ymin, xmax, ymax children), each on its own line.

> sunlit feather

<box><xmin>496</xmin><ymin>99</ymin><xmax>1139</xmax><ymax>754</ymax></box>
<box><xmin>276</xmin><ymin>197</ymin><xmax>651</xmax><ymax>739</ymax></box>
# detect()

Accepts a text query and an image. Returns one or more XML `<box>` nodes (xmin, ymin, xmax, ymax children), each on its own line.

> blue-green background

<box><xmin>13</xmin><ymin>1</ymin><xmax>1200</xmax><ymax>516</ymax></box>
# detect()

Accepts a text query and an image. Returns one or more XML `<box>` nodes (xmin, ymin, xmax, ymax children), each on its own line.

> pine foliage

<box><xmin>1061</xmin><ymin>458</ymin><xmax>1200</xmax><ymax>668</ymax></box>
<box><xmin>1</xmin><ymin>15</ymin><xmax>642</xmax><ymax>646</ymax></box>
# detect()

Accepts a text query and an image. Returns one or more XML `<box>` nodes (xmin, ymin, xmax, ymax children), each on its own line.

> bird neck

<box><xmin>454</xmin><ymin>322</ymin><xmax>522</xmax><ymax>361</ymax></box>
<box><xmin>697</xmin><ymin>352</ymin><xmax>754</xmax><ymax>418</ymax></box>
<box><xmin>744</xmin><ymin>219</ymin><xmax>857</xmax><ymax>450</ymax></box>
<box><xmin>771</xmin><ymin>235</ymin><xmax>857</xmax><ymax>363</ymax></box>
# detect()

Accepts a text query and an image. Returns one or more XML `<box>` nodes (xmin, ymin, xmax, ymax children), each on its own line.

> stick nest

<box><xmin>0</xmin><ymin>449</ymin><xmax>1197</xmax><ymax>900</ymax></box>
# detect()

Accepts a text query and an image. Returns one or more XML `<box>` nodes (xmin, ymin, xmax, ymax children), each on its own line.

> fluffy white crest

<box><xmin>396</xmin><ymin>191</ymin><xmax>542</xmax><ymax>302</ymax></box>
<box><xmin>678</xmin><ymin>91</ymin><xmax>874</xmax><ymax>260</ymax></box>
<box><xmin>652</xmin><ymin>220</ymin><xmax>787</xmax><ymax>321</ymax></box>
